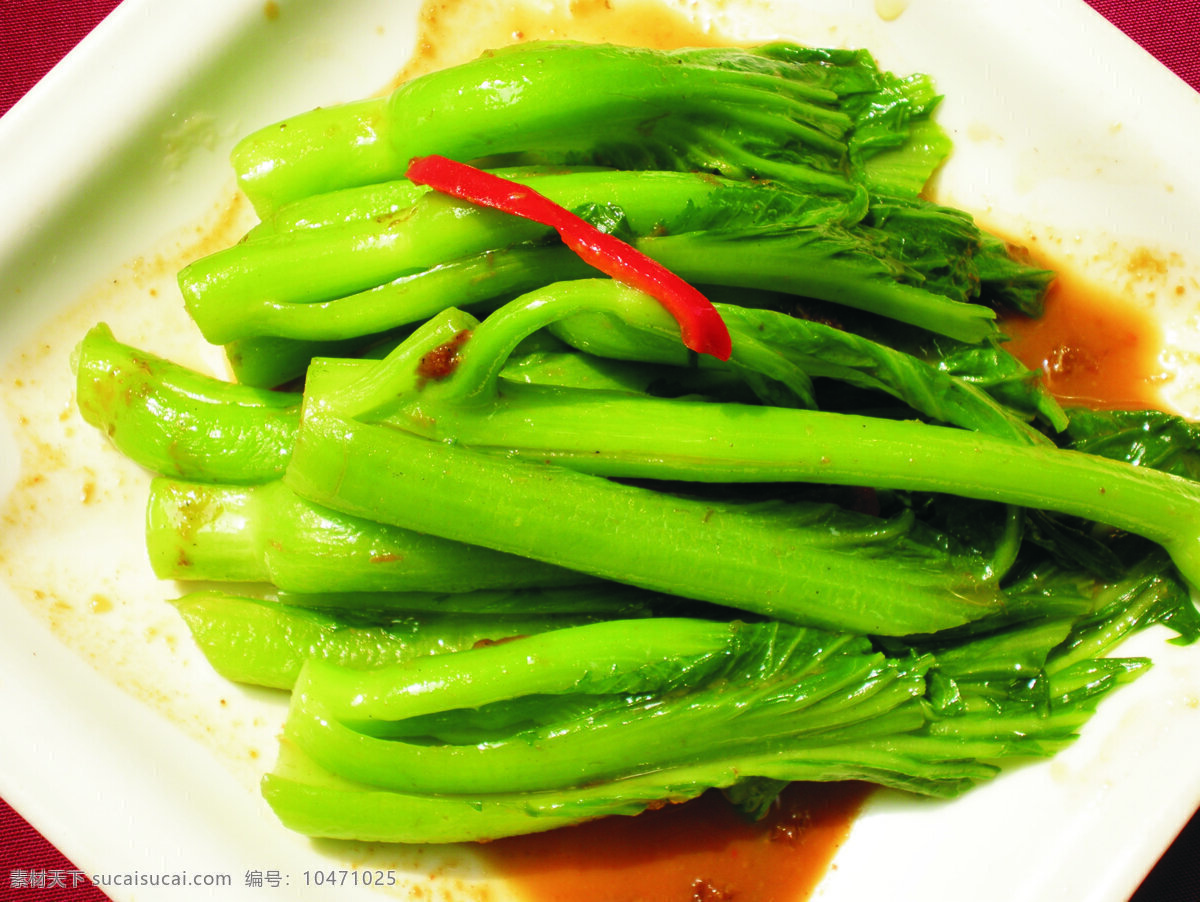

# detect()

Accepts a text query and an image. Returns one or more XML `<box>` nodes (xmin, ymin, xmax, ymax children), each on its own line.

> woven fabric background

<box><xmin>0</xmin><ymin>1</ymin><xmax>123</xmax><ymax>116</ymax></box>
<box><xmin>1</xmin><ymin>1</ymin><xmax>1198</xmax><ymax>900</ymax></box>
<box><xmin>1087</xmin><ymin>0</ymin><xmax>1200</xmax><ymax>91</ymax></box>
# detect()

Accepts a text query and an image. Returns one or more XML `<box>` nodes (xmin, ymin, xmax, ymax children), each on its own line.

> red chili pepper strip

<box><xmin>405</xmin><ymin>155</ymin><xmax>732</xmax><ymax>361</ymax></box>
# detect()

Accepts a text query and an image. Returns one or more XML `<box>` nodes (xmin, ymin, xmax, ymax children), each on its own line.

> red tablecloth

<box><xmin>1</xmin><ymin>2</ymin><xmax>1198</xmax><ymax>900</ymax></box>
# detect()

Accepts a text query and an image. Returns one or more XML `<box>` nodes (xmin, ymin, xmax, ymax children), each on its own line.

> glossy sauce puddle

<box><xmin>0</xmin><ymin>2</ymin><xmax>1196</xmax><ymax>901</ymax></box>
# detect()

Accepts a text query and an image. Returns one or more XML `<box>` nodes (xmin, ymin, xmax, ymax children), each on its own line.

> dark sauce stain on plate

<box><xmin>1000</xmin><ymin>264</ymin><xmax>1167</xmax><ymax>411</ymax></box>
<box><xmin>480</xmin><ymin>782</ymin><xmax>872</xmax><ymax>902</ymax></box>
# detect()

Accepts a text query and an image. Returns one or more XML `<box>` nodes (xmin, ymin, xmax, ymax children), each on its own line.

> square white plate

<box><xmin>2</xmin><ymin>1</ymin><xmax>1199</xmax><ymax>900</ymax></box>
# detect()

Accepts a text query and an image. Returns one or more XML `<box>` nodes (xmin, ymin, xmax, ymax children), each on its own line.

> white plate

<box><xmin>2</xmin><ymin>1</ymin><xmax>1199</xmax><ymax>900</ymax></box>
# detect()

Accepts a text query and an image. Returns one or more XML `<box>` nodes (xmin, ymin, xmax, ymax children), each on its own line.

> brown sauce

<box><xmin>482</xmin><ymin>782</ymin><xmax>871</xmax><ymax>902</ymax></box>
<box><xmin>999</xmin><ymin>268</ymin><xmax>1166</xmax><ymax>411</ymax></box>
<box><xmin>417</xmin><ymin>328</ymin><xmax>473</xmax><ymax>382</ymax></box>
<box><xmin>391</xmin><ymin>0</ymin><xmax>734</xmax><ymax>90</ymax></box>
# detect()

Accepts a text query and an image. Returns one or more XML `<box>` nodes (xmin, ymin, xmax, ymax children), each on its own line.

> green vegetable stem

<box><xmin>146</xmin><ymin>477</ymin><xmax>589</xmax><ymax>593</ymax></box>
<box><xmin>171</xmin><ymin>589</ymin><xmax>646</xmax><ymax>690</ymax></box>
<box><xmin>289</xmin><ymin>281</ymin><xmax>1200</xmax><ymax>617</ymax></box>
<box><xmin>179</xmin><ymin>170</ymin><xmax>729</xmax><ymax>347</ymax></box>
<box><xmin>180</xmin><ymin>164</ymin><xmax>1038</xmax><ymax>386</ymax></box>
<box><xmin>263</xmin><ymin>585</ymin><xmax>1166</xmax><ymax>842</ymax></box>
<box><xmin>73</xmin><ymin>323</ymin><xmax>298</xmax><ymax>483</ymax></box>
<box><xmin>231</xmin><ymin>42</ymin><xmax>950</xmax><ymax>215</ymax></box>
<box><xmin>183</xmin><ymin>43</ymin><xmax>1058</xmax><ymax>386</ymax></box>
<box><xmin>66</xmin><ymin>35</ymin><xmax>1200</xmax><ymax>850</ymax></box>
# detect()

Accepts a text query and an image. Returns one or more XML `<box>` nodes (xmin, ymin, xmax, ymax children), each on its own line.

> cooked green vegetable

<box><xmin>182</xmin><ymin>167</ymin><xmax>1025</xmax><ymax>387</ymax></box>
<box><xmin>186</xmin><ymin>43</ymin><xmax>1058</xmax><ymax>387</ymax></box>
<box><xmin>74</xmin><ymin>323</ymin><xmax>298</xmax><ymax>483</ymax></box>
<box><xmin>231</xmin><ymin>42</ymin><xmax>951</xmax><ymax>215</ymax></box>
<box><xmin>264</xmin><ymin>565</ymin><xmax>1186</xmax><ymax>841</ymax></box>
<box><xmin>71</xmin><ymin>38</ymin><xmax>1200</xmax><ymax>849</ymax></box>
<box><xmin>145</xmin><ymin>476</ymin><xmax>589</xmax><ymax>593</ymax></box>
<box><xmin>171</xmin><ymin>587</ymin><xmax>655</xmax><ymax>689</ymax></box>
<box><xmin>1061</xmin><ymin>406</ymin><xmax>1200</xmax><ymax>477</ymax></box>
<box><xmin>292</xmin><ymin>281</ymin><xmax>1200</xmax><ymax>600</ymax></box>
